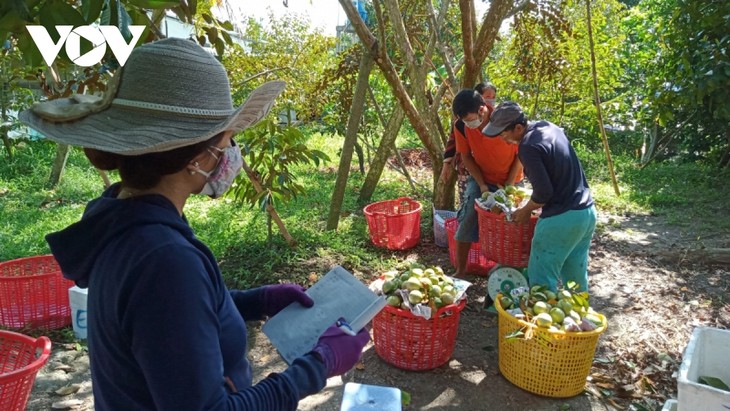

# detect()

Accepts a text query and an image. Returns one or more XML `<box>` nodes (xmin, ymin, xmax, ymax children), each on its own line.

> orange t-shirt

<box><xmin>454</xmin><ymin>121</ymin><xmax>522</xmax><ymax>186</ymax></box>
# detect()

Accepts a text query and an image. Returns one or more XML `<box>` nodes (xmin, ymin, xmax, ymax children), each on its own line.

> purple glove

<box><xmin>263</xmin><ymin>284</ymin><xmax>314</xmax><ymax>317</ymax></box>
<box><xmin>311</xmin><ymin>323</ymin><xmax>370</xmax><ymax>378</ymax></box>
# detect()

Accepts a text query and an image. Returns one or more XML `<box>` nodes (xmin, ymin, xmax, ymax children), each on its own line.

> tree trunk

<box><xmin>358</xmin><ymin>104</ymin><xmax>406</xmax><ymax>204</ymax></box>
<box><xmin>48</xmin><ymin>143</ymin><xmax>70</xmax><ymax>188</ymax></box>
<box><xmin>326</xmin><ymin>51</ymin><xmax>374</xmax><ymax>230</ymax></box>
<box><xmin>586</xmin><ymin>0</ymin><xmax>620</xmax><ymax>197</ymax></box>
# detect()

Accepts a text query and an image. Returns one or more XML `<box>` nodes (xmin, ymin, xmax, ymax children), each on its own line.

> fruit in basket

<box><xmin>534</xmin><ymin>313</ymin><xmax>553</xmax><ymax>328</ymax></box>
<box><xmin>387</xmin><ymin>295</ymin><xmax>402</xmax><ymax>307</ymax></box>
<box><xmin>378</xmin><ymin>264</ymin><xmax>460</xmax><ymax>314</ymax></box>
<box><xmin>506</xmin><ymin>282</ymin><xmax>605</xmax><ymax>333</ymax></box>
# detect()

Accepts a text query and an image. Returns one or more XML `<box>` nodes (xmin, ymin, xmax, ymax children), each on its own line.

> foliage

<box><xmin>1</xmin><ymin>38</ymin><xmax>37</xmax><ymax>158</ymax></box>
<box><xmin>489</xmin><ymin>0</ymin><xmax>628</xmax><ymax>151</ymax></box>
<box><xmin>229</xmin><ymin>119</ymin><xmax>330</xmax><ymax>211</ymax></box>
<box><xmin>224</xmin><ymin>13</ymin><xmax>336</xmax><ymax>124</ymax></box>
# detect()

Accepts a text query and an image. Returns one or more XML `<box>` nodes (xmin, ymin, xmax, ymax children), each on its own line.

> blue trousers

<box><xmin>454</xmin><ymin>177</ymin><xmax>498</xmax><ymax>243</ymax></box>
<box><xmin>526</xmin><ymin>205</ymin><xmax>597</xmax><ymax>292</ymax></box>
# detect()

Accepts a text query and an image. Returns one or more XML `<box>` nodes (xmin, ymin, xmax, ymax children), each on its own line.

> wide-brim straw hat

<box><xmin>19</xmin><ymin>37</ymin><xmax>285</xmax><ymax>155</ymax></box>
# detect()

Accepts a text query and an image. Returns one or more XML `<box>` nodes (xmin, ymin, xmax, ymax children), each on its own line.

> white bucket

<box><xmin>68</xmin><ymin>286</ymin><xmax>88</xmax><ymax>340</ymax></box>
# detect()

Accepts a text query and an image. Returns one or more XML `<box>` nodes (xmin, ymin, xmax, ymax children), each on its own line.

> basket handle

<box><xmin>34</xmin><ymin>336</ymin><xmax>52</xmax><ymax>360</ymax></box>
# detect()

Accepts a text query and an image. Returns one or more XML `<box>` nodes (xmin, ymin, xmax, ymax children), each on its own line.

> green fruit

<box><xmin>569</xmin><ymin>310</ymin><xmax>582</xmax><ymax>323</ymax></box>
<box><xmin>404</xmin><ymin>277</ymin><xmax>422</xmax><ymax>291</ymax></box>
<box><xmin>424</xmin><ymin>268</ymin><xmax>436</xmax><ymax>277</ymax></box>
<box><xmin>386</xmin><ymin>295</ymin><xmax>402</xmax><ymax>307</ymax></box>
<box><xmin>549</xmin><ymin>307</ymin><xmax>566</xmax><ymax>324</ymax></box>
<box><xmin>545</xmin><ymin>290</ymin><xmax>557</xmax><ymax>301</ymax></box>
<box><xmin>434</xmin><ymin>266</ymin><xmax>445</xmax><ymax>276</ymax></box>
<box><xmin>584</xmin><ymin>313</ymin><xmax>604</xmax><ymax>328</ymax></box>
<box><xmin>411</xmin><ymin>268</ymin><xmax>424</xmax><ymax>277</ymax></box>
<box><xmin>500</xmin><ymin>296</ymin><xmax>513</xmax><ymax>309</ymax></box>
<box><xmin>558</xmin><ymin>290</ymin><xmax>572</xmax><ymax>300</ymax></box>
<box><xmin>433</xmin><ymin>297</ymin><xmax>444</xmax><ymax>308</ymax></box>
<box><xmin>481</xmin><ymin>191</ymin><xmax>490</xmax><ymax>200</ymax></box>
<box><xmin>383</xmin><ymin>271</ymin><xmax>398</xmax><ymax>280</ymax></box>
<box><xmin>382</xmin><ymin>280</ymin><xmax>397</xmax><ymax>295</ymax></box>
<box><xmin>505</xmin><ymin>185</ymin><xmax>517</xmax><ymax>195</ymax></box>
<box><xmin>399</xmin><ymin>273</ymin><xmax>410</xmax><ymax>282</ymax></box>
<box><xmin>532</xmin><ymin>292</ymin><xmax>548</xmax><ymax>302</ymax></box>
<box><xmin>440</xmin><ymin>293</ymin><xmax>455</xmax><ymax>305</ymax></box>
<box><xmin>535</xmin><ymin>313</ymin><xmax>553</xmax><ymax>328</ymax></box>
<box><xmin>558</xmin><ymin>299</ymin><xmax>573</xmax><ymax>313</ymax></box>
<box><xmin>408</xmin><ymin>290</ymin><xmax>424</xmax><ymax>305</ymax></box>
<box><xmin>429</xmin><ymin>285</ymin><xmax>443</xmax><ymax>297</ymax></box>
<box><xmin>533</xmin><ymin>301</ymin><xmax>550</xmax><ymax>315</ymax></box>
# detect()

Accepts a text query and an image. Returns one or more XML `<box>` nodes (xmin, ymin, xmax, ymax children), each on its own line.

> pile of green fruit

<box><xmin>381</xmin><ymin>264</ymin><xmax>458</xmax><ymax>312</ymax></box>
<box><xmin>500</xmin><ymin>283</ymin><xmax>605</xmax><ymax>333</ymax></box>
<box><xmin>481</xmin><ymin>185</ymin><xmax>532</xmax><ymax>214</ymax></box>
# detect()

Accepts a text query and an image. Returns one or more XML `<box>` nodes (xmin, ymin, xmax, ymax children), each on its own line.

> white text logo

<box><xmin>27</xmin><ymin>25</ymin><xmax>145</xmax><ymax>67</ymax></box>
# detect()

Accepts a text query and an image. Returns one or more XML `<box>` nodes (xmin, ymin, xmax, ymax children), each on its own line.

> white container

<box><xmin>68</xmin><ymin>286</ymin><xmax>88</xmax><ymax>340</ymax></box>
<box><xmin>661</xmin><ymin>399</ymin><xmax>677</xmax><ymax>411</ymax></box>
<box><xmin>340</xmin><ymin>382</ymin><xmax>401</xmax><ymax>411</ymax></box>
<box><xmin>678</xmin><ymin>326</ymin><xmax>730</xmax><ymax>411</ymax></box>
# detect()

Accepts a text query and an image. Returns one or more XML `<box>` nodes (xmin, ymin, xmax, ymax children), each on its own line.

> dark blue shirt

<box><xmin>518</xmin><ymin>121</ymin><xmax>594</xmax><ymax>218</ymax></box>
<box><xmin>46</xmin><ymin>184</ymin><xmax>325</xmax><ymax>410</ymax></box>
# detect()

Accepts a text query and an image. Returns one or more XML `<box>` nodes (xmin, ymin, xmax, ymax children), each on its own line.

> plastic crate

<box><xmin>372</xmin><ymin>299</ymin><xmax>465</xmax><ymax>371</ymax></box>
<box><xmin>0</xmin><ymin>330</ymin><xmax>52</xmax><ymax>411</ymax></box>
<box><xmin>433</xmin><ymin>208</ymin><xmax>457</xmax><ymax>248</ymax></box>
<box><xmin>0</xmin><ymin>255</ymin><xmax>73</xmax><ymax>330</ymax></box>
<box><xmin>364</xmin><ymin>198</ymin><xmax>422</xmax><ymax>250</ymax></box>
<box><xmin>475</xmin><ymin>204</ymin><xmax>538</xmax><ymax>268</ymax></box>
<box><xmin>445</xmin><ymin>218</ymin><xmax>496</xmax><ymax>276</ymax></box>
<box><xmin>678</xmin><ymin>327</ymin><xmax>730</xmax><ymax>411</ymax></box>
<box><xmin>495</xmin><ymin>294</ymin><xmax>607</xmax><ymax>397</ymax></box>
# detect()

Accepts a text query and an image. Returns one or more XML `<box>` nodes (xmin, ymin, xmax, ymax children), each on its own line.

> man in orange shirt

<box><xmin>451</xmin><ymin>89</ymin><xmax>523</xmax><ymax>277</ymax></box>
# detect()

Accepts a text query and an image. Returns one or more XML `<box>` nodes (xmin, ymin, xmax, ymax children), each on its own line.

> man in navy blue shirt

<box><xmin>482</xmin><ymin>102</ymin><xmax>597</xmax><ymax>292</ymax></box>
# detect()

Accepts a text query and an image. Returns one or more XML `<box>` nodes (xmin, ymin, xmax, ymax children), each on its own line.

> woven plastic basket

<box><xmin>475</xmin><ymin>204</ymin><xmax>538</xmax><ymax>268</ymax></box>
<box><xmin>373</xmin><ymin>299</ymin><xmax>466</xmax><ymax>371</ymax></box>
<box><xmin>364</xmin><ymin>198</ymin><xmax>422</xmax><ymax>250</ymax></box>
<box><xmin>0</xmin><ymin>255</ymin><xmax>73</xmax><ymax>330</ymax></box>
<box><xmin>495</xmin><ymin>293</ymin><xmax>607</xmax><ymax>397</ymax></box>
<box><xmin>432</xmin><ymin>208</ymin><xmax>457</xmax><ymax>248</ymax></box>
<box><xmin>445</xmin><ymin>218</ymin><xmax>496</xmax><ymax>276</ymax></box>
<box><xmin>0</xmin><ymin>330</ymin><xmax>52</xmax><ymax>411</ymax></box>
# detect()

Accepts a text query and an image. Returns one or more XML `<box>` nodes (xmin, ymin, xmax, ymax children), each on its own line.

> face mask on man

<box><xmin>194</xmin><ymin>139</ymin><xmax>243</xmax><ymax>199</ymax></box>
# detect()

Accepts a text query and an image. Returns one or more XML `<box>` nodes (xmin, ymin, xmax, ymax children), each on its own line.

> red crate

<box><xmin>445</xmin><ymin>218</ymin><xmax>496</xmax><ymax>276</ymax></box>
<box><xmin>0</xmin><ymin>330</ymin><xmax>52</xmax><ymax>411</ymax></box>
<box><xmin>364</xmin><ymin>198</ymin><xmax>422</xmax><ymax>250</ymax></box>
<box><xmin>475</xmin><ymin>204</ymin><xmax>538</xmax><ymax>268</ymax></box>
<box><xmin>372</xmin><ymin>299</ymin><xmax>466</xmax><ymax>370</ymax></box>
<box><xmin>0</xmin><ymin>255</ymin><xmax>73</xmax><ymax>330</ymax></box>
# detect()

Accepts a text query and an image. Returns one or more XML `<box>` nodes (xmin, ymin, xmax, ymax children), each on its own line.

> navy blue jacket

<box><xmin>46</xmin><ymin>184</ymin><xmax>326</xmax><ymax>410</ymax></box>
<box><xmin>518</xmin><ymin>121</ymin><xmax>594</xmax><ymax>218</ymax></box>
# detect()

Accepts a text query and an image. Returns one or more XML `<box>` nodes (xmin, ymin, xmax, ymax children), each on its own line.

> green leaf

<box><xmin>400</xmin><ymin>390</ymin><xmax>411</xmax><ymax>406</ymax></box>
<box><xmin>39</xmin><ymin>0</ymin><xmax>86</xmax><ymax>27</ymax></box>
<box><xmin>125</xmin><ymin>0</ymin><xmax>179</xmax><ymax>9</ymax></box>
<box><xmin>81</xmin><ymin>0</ymin><xmax>105</xmax><ymax>24</ymax></box>
<box><xmin>699</xmin><ymin>376</ymin><xmax>730</xmax><ymax>391</ymax></box>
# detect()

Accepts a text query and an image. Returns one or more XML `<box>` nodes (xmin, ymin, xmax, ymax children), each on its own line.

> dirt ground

<box><xmin>24</xmin><ymin>208</ymin><xmax>729</xmax><ymax>411</ymax></box>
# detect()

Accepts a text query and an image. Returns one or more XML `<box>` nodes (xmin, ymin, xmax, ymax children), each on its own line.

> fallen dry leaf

<box><xmin>51</xmin><ymin>399</ymin><xmax>83</xmax><ymax>409</ymax></box>
<box><xmin>55</xmin><ymin>384</ymin><xmax>82</xmax><ymax>396</ymax></box>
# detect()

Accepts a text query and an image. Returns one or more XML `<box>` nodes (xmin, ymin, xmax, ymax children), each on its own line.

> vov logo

<box><xmin>26</xmin><ymin>25</ymin><xmax>145</xmax><ymax>67</ymax></box>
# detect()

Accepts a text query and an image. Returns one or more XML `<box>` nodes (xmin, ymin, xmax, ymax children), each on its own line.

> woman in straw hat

<box><xmin>20</xmin><ymin>37</ymin><xmax>368</xmax><ymax>410</ymax></box>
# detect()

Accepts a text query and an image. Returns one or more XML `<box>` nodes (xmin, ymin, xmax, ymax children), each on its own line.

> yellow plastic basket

<box><xmin>495</xmin><ymin>293</ymin><xmax>607</xmax><ymax>398</ymax></box>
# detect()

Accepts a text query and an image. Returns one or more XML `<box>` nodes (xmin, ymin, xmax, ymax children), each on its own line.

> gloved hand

<box><xmin>311</xmin><ymin>323</ymin><xmax>370</xmax><ymax>378</ymax></box>
<box><xmin>263</xmin><ymin>284</ymin><xmax>314</xmax><ymax>317</ymax></box>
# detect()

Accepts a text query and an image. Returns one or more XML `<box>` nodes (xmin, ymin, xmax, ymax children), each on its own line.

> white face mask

<box><xmin>483</xmin><ymin>98</ymin><xmax>496</xmax><ymax>107</ymax></box>
<box><xmin>463</xmin><ymin>118</ymin><xmax>482</xmax><ymax>129</ymax></box>
<box><xmin>194</xmin><ymin>140</ymin><xmax>243</xmax><ymax>199</ymax></box>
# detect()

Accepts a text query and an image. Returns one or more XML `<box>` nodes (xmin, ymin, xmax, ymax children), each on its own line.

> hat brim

<box><xmin>481</xmin><ymin>122</ymin><xmax>504</xmax><ymax>138</ymax></box>
<box><xmin>19</xmin><ymin>81</ymin><xmax>286</xmax><ymax>155</ymax></box>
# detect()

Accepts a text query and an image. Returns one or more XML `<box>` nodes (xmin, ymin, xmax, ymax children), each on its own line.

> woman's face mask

<box><xmin>194</xmin><ymin>139</ymin><xmax>243</xmax><ymax>199</ymax></box>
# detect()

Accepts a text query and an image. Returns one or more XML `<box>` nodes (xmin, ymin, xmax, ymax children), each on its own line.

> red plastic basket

<box><xmin>363</xmin><ymin>198</ymin><xmax>422</xmax><ymax>250</ymax></box>
<box><xmin>372</xmin><ymin>299</ymin><xmax>466</xmax><ymax>371</ymax></box>
<box><xmin>445</xmin><ymin>218</ymin><xmax>496</xmax><ymax>276</ymax></box>
<box><xmin>0</xmin><ymin>255</ymin><xmax>73</xmax><ymax>330</ymax></box>
<box><xmin>0</xmin><ymin>330</ymin><xmax>52</xmax><ymax>411</ymax></box>
<box><xmin>475</xmin><ymin>205</ymin><xmax>538</xmax><ymax>268</ymax></box>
